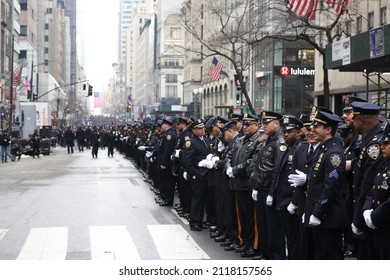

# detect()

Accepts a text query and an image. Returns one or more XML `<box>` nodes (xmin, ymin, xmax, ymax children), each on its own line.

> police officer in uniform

<box><xmin>350</xmin><ymin>101</ymin><xmax>384</xmax><ymax>259</ymax></box>
<box><xmin>249</xmin><ymin>111</ymin><xmax>286</xmax><ymax>260</ymax></box>
<box><xmin>182</xmin><ymin>119</ymin><xmax>210</xmax><ymax>231</ymax></box>
<box><xmin>156</xmin><ymin>118</ymin><xmax>177</xmax><ymax>206</ymax></box>
<box><xmin>227</xmin><ymin>113</ymin><xmax>260</xmax><ymax>257</ymax></box>
<box><xmin>272</xmin><ymin>116</ymin><xmax>303</xmax><ymax>260</ymax></box>
<box><xmin>290</xmin><ymin>110</ymin><xmax>348</xmax><ymax>259</ymax></box>
<box><xmin>362</xmin><ymin>128</ymin><xmax>390</xmax><ymax>259</ymax></box>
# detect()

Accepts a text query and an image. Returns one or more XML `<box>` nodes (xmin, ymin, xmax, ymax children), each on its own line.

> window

<box><xmin>170</xmin><ymin>27</ymin><xmax>181</xmax><ymax>39</ymax></box>
<box><xmin>45</xmin><ymin>23</ymin><xmax>49</xmax><ymax>30</ymax></box>
<box><xmin>20</xmin><ymin>3</ymin><xmax>27</xmax><ymax>10</ymax></box>
<box><xmin>346</xmin><ymin>21</ymin><xmax>352</xmax><ymax>36</ymax></box>
<box><xmin>20</xmin><ymin>25</ymin><xmax>28</xmax><ymax>36</ymax></box>
<box><xmin>44</xmin><ymin>35</ymin><xmax>49</xmax><ymax>42</ymax></box>
<box><xmin>44</xmin><ymin>48</ymin><xmax>49</xmax><ymax>54</ymax></box>
<box><xmin>47</xmin><ymin>8</ymin><xmax>52</xmax><ymax>14</ymax></box>
<box><xmin>165</xmin><ymin>86</ymin><xmax>177</xmax><ymax>98</ymax></box>
<box><xmin>381</xmin><ymin>7</ymin><xmax>387</xmax><ymax>25</ymax></box>
<box><xmin>19</xmin><ymin>50</ymin><xmax>27</xmax><ymax>59</ymax></box>
<box><xmin>357</xmin><ymin>16</ymin><xmax>362</xmax><ymax>34</ymax></box>
<box><xmin>165</xmin><ymin>74</ymin><xmax>178</xmax><ymax>83</ymax></box>
<box><xmin>368</xmin><ymin>12</ymin><xmax>374</xmax><ymax>29</ymax></box>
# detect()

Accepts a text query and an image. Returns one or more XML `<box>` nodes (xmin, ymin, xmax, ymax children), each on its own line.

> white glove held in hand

<box><xmin>252</xmin><ymin>190</ymin><xmax>258</xmax><ymax>201</ymax></box>
<box><xmin>206</xmin><ymin>154</ymin><xmax>213</xmax><ymax>161</ymax></box>
<box><xmin>174</xmin><ymin>149</ymin><xmax>181</xmax><ymax>158</ymax></box>
<box><xmin>183</xmin><ymin>172</ymin><xmax>188</xmax><ymax>180</ymax></box>
<box><xmin>363</xmin><ymin>209</ymin><xmax>377</xmax><ymax>229</ymax></box>
<box><xmin>287</xmin><ymin>202</ymin><xmax>298</xmax><ymax>214</ymax></box>
<box><xmin>309</xmin><ymin>215</ymin><xmax>321</xmax><ymax>226</ymax></box>
<box><xmin>204</xmin><ymin>160</ymin><xmax>215</xmax><ymax>169</ymax></box>
<box><xmin>302</xmin><ymin>214</ymin><xmax>305</xmax><ymax>224</ymax></box>
<box><xmin>266</xmin><ymin>195</ymin><xmax>273</xmax><ymax>206</ymax></box>
<box><xmin>137</xmin><ymin>146</ymin><xmax>146</xmax><ymax>151</ymax></box>
<box><xmin>351</xmin><ymin>223</ymin><xmax>363</xmax><ymax>235</ymax></box>
<box><xmin>226</xmin><ymin>167</ymin><xmax>235</xmax><ymax>178</ymax></box>
<box><xmin>288</xmin><ymin>169</ymin><xmax>307</xmax><ymax>187</ymax></box>
<box><xmin>198</xmin><ymin>160</ymin><xmax>206</xmax><ymax>167</ymax></box>
<box><xmin>160</xmin><ymin>165</ymin><xmax>166</xmax><ymax>170</ymax></box>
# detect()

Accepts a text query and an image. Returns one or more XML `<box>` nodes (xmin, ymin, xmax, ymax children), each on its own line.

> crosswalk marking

<box><xmin>0</xmin><ymin>229</ymin><xmax>9</xmax><ymax>241</ymax></box>
<box><xmin>89</xmin><ymin>226</ymin><xmax>140</xmax><ymax>260</ymax></box>
<box><xmin>148</xmin><ymin>224</ymin><xmax>210</xmax><ymax>260</ymax></box>
<box><xmin>16</xmin><ymin>227</ymin><xmax>68</xmax><ymax>260</ymax></box>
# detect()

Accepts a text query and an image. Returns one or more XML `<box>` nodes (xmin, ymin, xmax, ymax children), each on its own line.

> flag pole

<box><xmin>9</xmin><ymin>35</ymin><xmax>14</xmax><ymax>130</ymax></box>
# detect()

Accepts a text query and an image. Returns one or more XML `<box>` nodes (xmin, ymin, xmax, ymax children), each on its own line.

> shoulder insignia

<box><xmin>280</xmin><ymin>144</ymin><xmax>287</xmax><ymax>152</ymax></box>
<box><xmin>167</xmin><ymin>134</ymin><xmax>172</xmax><ymax>141</ymax></box>
<box><xmin>185</xmin><ymin>140</ymin><xmax>191</xmax><ymax>148</ymax></box>
<box><xmin>330</xmin><ymin>153</ymin><xmax>342</xmax><ymax>168</ymax></box>
<box><xmin>184</xmin><ymin>136</ymin><xmax>191</xmax><ymax>141</ymax></box>
<box><xmin>367</xmin><ymin>144</ymin><xmax>380</xmax><ymax>160</ymax></box>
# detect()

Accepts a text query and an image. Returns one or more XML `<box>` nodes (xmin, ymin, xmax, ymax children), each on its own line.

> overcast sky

<box><xmin>76</xmin><ymin>1</ymin><xmax>119</xmax><ymax>92</ymax></box>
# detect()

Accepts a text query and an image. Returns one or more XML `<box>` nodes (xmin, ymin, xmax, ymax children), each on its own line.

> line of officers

<box><xmin>128</xmin><ymin>99</ymin><xmax>390</xmax><ymax>260</ymax></box>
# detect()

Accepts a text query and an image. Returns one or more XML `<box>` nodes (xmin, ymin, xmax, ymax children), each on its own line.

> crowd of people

<box><xmin>112</xmin><ymin>99</ymin><xmax>389</xmax><ymax>260</ymax></box>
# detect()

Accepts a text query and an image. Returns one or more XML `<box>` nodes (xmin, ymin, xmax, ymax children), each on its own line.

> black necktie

<box><xmin>307</xmin><ymin>145</ymin><xmax>314</xmax><ymax>162</ymax></box>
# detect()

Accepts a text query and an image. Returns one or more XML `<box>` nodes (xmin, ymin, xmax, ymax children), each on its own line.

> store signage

<box><xmin>280</xmin><ymin>66</ymin><xmax>315</xmax><ymax>77</ymax></box>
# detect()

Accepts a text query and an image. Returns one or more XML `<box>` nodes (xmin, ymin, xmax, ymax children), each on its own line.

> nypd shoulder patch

<box><xmin>367</xmin><ymin>144</ymin><xmax>380</xmax><ymax>160</ymax></box>
<box><xmin>185</xmin><ymin>140</ymin><xmax>191</xmax><ymax>148</ymax></box>
<box><xmin>330</xmin><ymin>153</ymin><xmax>342</xmax><ymax>168</ymax></box>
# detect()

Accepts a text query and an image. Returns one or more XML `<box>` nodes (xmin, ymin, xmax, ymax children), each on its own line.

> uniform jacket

<box><xmin>353</xmin><ymin>123</ymin><xmax>384</xmax><ymax>229</ymax></box>
<box><xmin>227</xmin><ymin>131</ymin><xmax>260</xmax><ymax>191</ymax></box>
<box><xmin>157</xmin><ymin>127</ymin><xmax>177</xmax><ymax>169</ymax></box>
<box><xmin>248</xmin><ymin>128</ymin><xmax>286</xmax><ymax>193</ymax></box>
<box><xmin>216</xmin><ymin>134</ymin><xmax>240</xmax><ymax>192</ymax></box>
<box><xmin>182</xmin><ymin>136</ymin><xmax>211</xmax><ymax>179</ymax></box>
<box><xmin>303</xmin><ymin>137</ymin><xmax>348</xmax><ymax>229</ymax></box>
<box><xmin>273</xmin><ymin>138</ymin><xmax>301</xmax><ymax>210</ymax></box>
<box><xmin>363</xmin><ymin>159</ymin><xmax>390</xmax><ymax>248</ymax></box>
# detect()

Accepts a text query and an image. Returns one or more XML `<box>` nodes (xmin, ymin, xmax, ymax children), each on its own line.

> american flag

<box><xmin>93</xmin><ymin>91</ymin><xmax>105</xmax><ymax>111</ymax></box>
<box><xmin>208</xmin><ymin>57</ymin><xmax>224</xmax><ymax>81</ymax></box>
<box><xmin>286</xmin><ymin>0</ymin><xmax>349</xmax><ymax>20</ymax></box>
<box><xmin>23</xmin><ymin>76</ymin><xmax>31</xmax><ymax>93</ymax></box>
<box><xmin>13</xmin><ymin>63</ymin><xmax>23</xmax><ymax>87</ymax></box>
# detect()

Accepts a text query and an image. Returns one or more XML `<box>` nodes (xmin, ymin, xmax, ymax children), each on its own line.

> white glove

<box><xmin>351</xmin><ymin>223</ymin><xmax>363</xmax><ymax>235</ymax></box>
<box><xmin>198</xmin><ymin>160</ymin><xmax>206</xmax><ymax>167</ymax></box>
<box><xmin>309</xmin><ymin>215</ymin><xmax>321</xmax><ymax>226</ymax></box>
<box><xmin>302</xmin><ymin>213</ymin><xmax>305</xmax><ymax>224</ymax></box>
<box><xmin>211</xmin><ymin>156</ymin><xmax>220</xmax><ymax>165</ymax></box>
<box><xmin>226</xmin><ymin>167</ymin><xmax>235</xmax><ymax>178</ymax></box>
<box><xmin>150</xmin><ymin>158</ymin><xmax>154</xmax><ymax>163</ymax></box>
<box><xmin>287</xmin><ymin>202</ymin><xmax>298</xmax><ymax>214</ymax></box>
<box><xmin>174</xmin><ymin>149</ymin><xmax>180</xmax><ymax>158</ymax></box>
<box><xmin>137</xmin><ymin>145</ymin><xmax>146</xmax><ymax>151</ymax></box>
<box><xmin>252</xmin><ymin>190</ymin><xmax>258</xmax><ymax>201</ymax></box>
<box><xmin>266</xmin><ymin>195</ymin><xmax>273</xmax><ymax>206</ymax></box>
<box><xmin>206</xmin><ymin>154</ymin><xmax>213</xmax><ymax>161</ymax></box>
<box><xmin>160</xmin><ymin>165</ymin><xmax>166</xmax><ymax>170</ymax></box>
<box><xmin>204</xmin><ymin>160</ymin><xmax>215</xmax><ymax>169</ymax></box>
<box><xmin>217</xmin><ymin>141</ymin><xmax>225</xmax><ymax>152</ymax></box>
<box><xmin>146</xmin><ymin>151</ymin><xmax>153</xmax><ymax>158</ymax></box>
<box><xmin>288</xmin><ymin>169</ymin><xmax>307</xmax><ymax>187</ymax></box>
<box><xmin>363</xmin><ymin>209</ymin><xmax>377</xmax><ymax>229</ymax></box>
<box><xmin>183</xmin><ymin>172</ymin><xmax>188</xmax><ymax>180</ymax></box>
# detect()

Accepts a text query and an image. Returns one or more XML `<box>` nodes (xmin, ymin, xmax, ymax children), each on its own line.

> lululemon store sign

<box><xmin>279</xmin><ymin>66</ymin><xmax>315</xmax><ymax>77</ymax></box>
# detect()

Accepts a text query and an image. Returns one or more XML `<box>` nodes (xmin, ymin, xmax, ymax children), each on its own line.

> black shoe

<box><xmin>241</xmin><ymin>248</ymin><xmax>255</xmax><ymax>257</ymax></box>
<box><xmin>190</xmin><ymin>225</ymin><xmax>202</xmax><ymax>231</ymax></box>
<box><xmin>224</xmin><ymin>243</ymin><xmax>239</xmax><ymax>251</ymax></box>
<box><xmin>220</xmin><ymin>240</ymin><xmax>232</xmax><ymax>247</ymax></box>
<box><xmin>214</xmin><ymin>235</ymin><xmax>227</xmax><ymax>242</ymax></box>
<box><xmin>210</xmin><ymin>231</ymin><xmax>221</xmax><ymax>238</ymax></box>
<box><xmin>253</xmin><ymin>253</ymin><xmax>265</xmax><ymax>260</ymax></box>
<box><xmin>234</xmin><ymin>245</ymin><xmax>247</xmax><ymax>253</ymax></box>
<box><xmin>159</xmin><ymin>200</ymin><xmax>173</xmax><ymax>207</ymax></box>
<box><xmin>344</xmin><ymin>250</ymin><xmax>355</xmax><ymax>257</ymax></box>
<box><xmin>202</xmin><ymin>221</ymin><xmax>211</xmax><ymax>229</ymax></box>
<box><xmin>209</xmin><ymin>225</ymin><xmax>218</xmax><ymax>232</ymax></box>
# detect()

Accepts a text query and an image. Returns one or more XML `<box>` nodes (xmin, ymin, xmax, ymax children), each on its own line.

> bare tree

<box><xmin>177</xmin><ymin>0</ymin><xmax>272</xmax><ymax>114</ymax></box>
<box><xmin>264</xmin><ymin>0</ymin><xmax>361</xmax><ymax>109</ymax></box>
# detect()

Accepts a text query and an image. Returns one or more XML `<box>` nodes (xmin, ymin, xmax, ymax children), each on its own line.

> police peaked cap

<box><xmin>230</xmin><ymin>113</ymin><xmax>243</xmax><ymax>121</ymax></box>
<box><xmin>205</xmin><ymin>117</ymin><xmax>219</xmax><ymax>131</ymax></box>
<box><xmin>282</xmin><ymin>116</ymin><xmax>303</xmax><ymax>131</ymax></box>
<box><xmin>189</xmin><ymin>119</ymin><xmax>205</xmax><ymax>129</ymax></box>
<box><xmin>299</xmin><ymin>114</ymin><xmax>311</xmax><ymax>127</ymax></box>
<box><xmin>260</xmin><ymin>111</ymin><xmax>283</xmax><ymax>123</ymax></box>
<box><xmin>221</xmin><ymin>121</ymin><xmax>237</xmax><ymax>133</ymax></box>
<box><xmin>311</xmin><ymin>110</ymin><xmax>341</xmax><ymax>127</ymax></box>
<box><xmin>217</xmin><ymin>116</ymin><xmax>230</xmax><ymax>124</ymax></box>
<box><xmin>178</xmin><ymin>116</ymin><xmax>190</xmax><ymax>125</ymax></box>
<box><xmin>242</xmin><ymin>113</ymin><xmax>259</xmax><ymax>122</ymax></box>
<box><xmin>351</xmin><ymin>101</ymin><xmax>381</xmax><ymax>116</ymax></box>
<box><xmin>343</xmin><ymin>96</ymin><xmax>367</xmax><ymax>111</ymax></box>
<box><xmin>161</xmin><ymin>118</ymin><xmax>173</xmax><ymax>126</ymax></box>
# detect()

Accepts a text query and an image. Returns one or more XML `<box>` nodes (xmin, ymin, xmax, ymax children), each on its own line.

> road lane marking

<box><xmin>17</xmin><ymin>227</ymin><xmax>68</xmax><ymax>260</ymax></box>
<box><xmin>148</xmin><ymin>224</ymin><xmax>210</xmax><ymax>259</ymax></box>
<box><xmin>89</xmin><ymin>226</ymin><xmax>140</xmax><ymax>260</ymax></box>
<box><xmin>0</xmin><ymin>229</ymin><xmax>9</xmax><ymax>241</ymax></box>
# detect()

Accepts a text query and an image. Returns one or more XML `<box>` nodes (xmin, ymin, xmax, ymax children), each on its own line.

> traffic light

<box><xmin>83</xmin><ymin>84</ymin><xmax>87</xmax><ymax>92</ymax></box>
<box><xmin>88</xmin><ymin>85</ymin><xmax>93</xmax><ymax>96</ymax></box>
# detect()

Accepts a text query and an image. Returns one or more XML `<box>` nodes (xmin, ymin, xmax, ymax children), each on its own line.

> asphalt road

<box><xmin>0</xmin><ymin>146</ymin><xmax>242</xmax><ymax>260</ymax></box>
